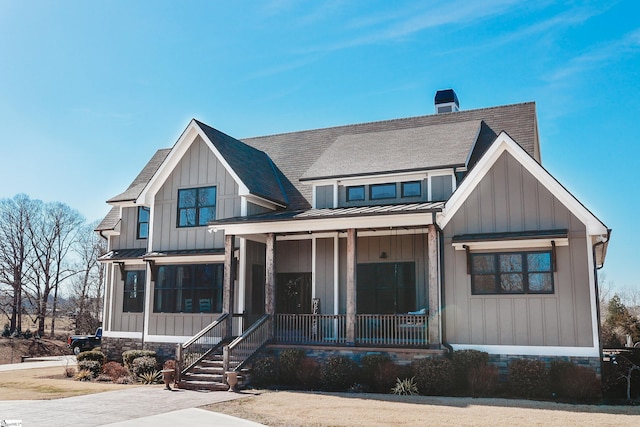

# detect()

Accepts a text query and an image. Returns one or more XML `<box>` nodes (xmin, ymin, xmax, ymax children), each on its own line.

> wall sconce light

<box><xmin>380</xmin><ymin>252</ymin><xmax>387</xmax><ymax>259</ymax></box>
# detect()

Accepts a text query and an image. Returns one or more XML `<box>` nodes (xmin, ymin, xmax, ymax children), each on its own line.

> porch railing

<box><xmin>177</xmin><ymin>313</ymin><xmax>229</xmax><ymax>378</ymax></box>
<box><xmin>223</xmin><ymin>314</ymin><xmax>272</xmax><ymax>372</ymax></box>
<box><xmin>356</xmin><ymin>314</ymin><xmax>428</xmax><ymax>347</ymax></box>
<box><xmin>275</xmin><ymin>314</ymin><xmax>347</xmax><ymax>345</ymax></box>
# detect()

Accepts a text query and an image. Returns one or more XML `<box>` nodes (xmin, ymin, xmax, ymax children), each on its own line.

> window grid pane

<box><xmin>177</xmin><ymin>186</ymin><xmax>216</xmax><ymax>227</ymax></box>
<box><xmin>346</xmin><ymin>186</ymin><xmax>365</xmax><ymax>202</ymax></box>
<box><xmin>401</xmin><ymin>181</ymin><xmax>421</xmax><ymax>198</ymax></box>
<box><xmin>153</xmin><ymin>264</ymin><xmax>224</xmax><ymax>313</ymax></box>
<box><xmin>370</xmin><ymin>183</ymin><xmax>397</xmax><ymax>200</ymax></box>
<box><xmin>470</xmin><ymin>251</ymin><xmax>554</xmax><ymax>295</ymax></box>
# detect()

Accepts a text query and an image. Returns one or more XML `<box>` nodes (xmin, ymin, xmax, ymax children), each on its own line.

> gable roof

<box><xmin>301</xmin><ymin>120</ymin><xmax>482</xmax><ymax>180</ymax></box>
<box><xmin>241</xmin><ymin>102</ymin><xmax>538</xmax><ymax>209</ymax></box>
<box><xmin>107</xmin><ymin>149</ymin><xmax>171</xmax><ymax>203</ymax></box>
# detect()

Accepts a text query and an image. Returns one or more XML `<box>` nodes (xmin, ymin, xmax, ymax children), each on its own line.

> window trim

<box><xmin>346</xmin><ymin>185</ymin><xmax>365</xmax><ymax>202</ymax></box>
<box><xmin>401</xmin><ymin>181</ymin><xmax>421</xmax><ymax>198</ymax></box>
<box><xmin>369</xmin><ymin>183</ymin><xmax>397</xmax><ymax>200</ymax></box>
<box><xmin>123</xmin><ymin>270</ymin><xmax>145</xmax><ymax>313</ymax></box>
<box><xmin>153</xmin><ymin>263</ymin><xmax>224</xmax><ymax>313</ymax></box>
<box><xmin>469</xmin><ymin>250</ymin><xmax>555</xmax><ymax>295</ymax></box>
<box><xmin>177</xmin><ymin>186</ymin><xmax>217</xmax><ymax>228</ymax></box>
<box><xmin>136</xmin><ymin>206</ymin><xmax>150</xmax><ymax>239</ymax></box>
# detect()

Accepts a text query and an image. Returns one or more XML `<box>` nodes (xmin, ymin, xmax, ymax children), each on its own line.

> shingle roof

<box><xmin>301</xmin><ymin>120</ymin><xmax>482</xmax><ymax>180</ymax></box>
<box><xmin>241</xmin><ymin>102</ymin><xmax>538</xmax><ymax>209</ymax></box>
<box><xmin>107</xmin><ymin>148</ymin><xmax>171</xmax><ymax>203</ymax></box>
<box><xmin>95</xmin><ymin>206</ymin><xmax>120</xmax><ymax>232</ymax></box>
<box><xmin>195</xmin><ymin>120</ymin><xmax>288</xmax><ymax>206</ymax></box>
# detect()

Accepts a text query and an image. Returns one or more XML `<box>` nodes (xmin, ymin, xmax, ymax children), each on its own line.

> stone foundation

<box><xmin>488</xmin><ymin>354</ymin><xmax>601</xmax><ymax>377</ymax></box>
<box><xmin>101</xmin><ymin>337</ymin><xmax>180</xmax><ymax>362</ymax></box>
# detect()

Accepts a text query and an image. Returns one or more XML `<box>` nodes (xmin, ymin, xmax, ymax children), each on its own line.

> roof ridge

<box><xmin>240</xmin><ymin>101</ymin><xmax>535</xmax><ymax>141</ymax></box>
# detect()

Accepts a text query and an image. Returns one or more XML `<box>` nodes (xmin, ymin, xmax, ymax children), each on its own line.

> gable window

<box><xmin>154</xmin><ymin>264</ymin><xmax>223</xmax><ymax>313</ymax></box>
<box><xmin>177</xmin><ymin>186</ymin><xmax>216</xmax><ymax>227</ymax></box>
<box><xmin>401</xmin><ymin>181</ymin><xmax>421</xmax><ymax>198</ymax></box>
<box><xmin>471</xmin><ymin>251</ymin><xmax>553</xmax><ymax>295</ymax></box>
<box><xmin>346</xmin><ymin>186</ymin><xmax>365</xmax><ymax>202</ymax></box>
<box><xmin>370</xmin><ymin>183</ymin><xmax>396</xmax><ymax>200</ymax></box>
<box><xmin>137</xmin><ymin>206</ymin><xmax>150</xmax><ymax>239</ymax></box>
<box><xmin>123</xmin><ymin>270</ymin><xmax>145</xmax><ymax>312</ymax></box>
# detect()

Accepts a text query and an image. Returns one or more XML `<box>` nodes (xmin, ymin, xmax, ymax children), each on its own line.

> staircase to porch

<box><xmin>176</xmin><ymin>313</ymin><xmax>272</xmax><ymax>391</ymax></box>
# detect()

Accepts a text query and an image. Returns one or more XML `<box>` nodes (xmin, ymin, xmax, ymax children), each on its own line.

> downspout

<box><xmin>592</xmin><ymin>228</ymin><xmax>611</xmax><ymax>376</ymax></box>
<box><xmin>433</xmin><ymin>212</ymin><xmax>453</xmax><ymax>353</ymax></box>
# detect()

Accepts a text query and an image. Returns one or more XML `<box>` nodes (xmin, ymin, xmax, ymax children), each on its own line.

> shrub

<box><xmin>96</xmin><ymin>374</ymin><xmax>113</xmax><ymax>382</ymax></box>
<box><xmin>23</xmin><ymin>329</ymin><xmax>33</xmax><ymax>339</ymax></box>
<box><xmin>76</xmin><ymin>350</ymin><xmax>106</xmax><ymax>366</ymax></box>
<box><xmin>296</xmin><ymin>357</ymin><xmax>321</xmax><ymax>389</ymax></box>
<box><xmin>508</xmin><ymin>359</ymin><xmax>549</xmax><ymax>399</ymax></box>
<box><xmin>468</xmin><ymin>364</ymin><xmax>499</xmax><ymax>397</ymax></box>
<box><xmin>451</xmin><ymin>350</ymin><xmax>489</xmax><ymax>393</ymax></box>
<box><xmin>391</xmin><ymin>377</ymin><xmax>419</xmax><ymax>396</ymax></box>
<box><xmin>2</xmin><ymin>324</ymin><xmax>10</xmax><ymax>337</ymax></box>
<box><xmin>137</xmin><ymin>370</ymin><xmax>162</xmax><ymax>384</ymax></box>
<box><xmin>320</xmin><ymin>356</ymin><xmax>360</xmax><ymax>391</ymax></box>
<box><xmin>122</xmin><ymin>350</ymin><xmax>156</xmax><ymax>371</ymax></box>
<box><xmin>64</xmin><ymin>367</ymin><xmax>76</xmax><ymax>378</ymax></box>
<box><xmin>102</xmin><ymin>361</ymin><xmax>129</xmax><ymax>381</ymax></box>
<box><xmin>412</xmin><ymin>357</ymin><xmax>455</xmax><ymax>396</ymax></box>
<box><xmin>279</xmin><ymin>349</ymin><xmax>306</xmax><ymax>385</ymax></box>
<box><xmin>78</xmin><ymin>360</ymin><xmax>102</xmax><ymax>377</ymax></box>
<box><xmin>131</xmin><ymin>356</ymin><xmax>158</xmax><ymax>376</ymax></box>
<box><xmin>549</xmin><ymin>361</ymin><xmax>601</xmax><ymax>402</ymax></box>
<box><xmin>361</xmin><ymin>354</ymin><xmax>399</xmax><ymax>392</ymax></box>
<box><xmin>251</xmin><ymin>355</ymin><xmax>280</xmax><ymax>388</ymax></box>
<box><xmin>74</xmin><ymin>370</ymin><xmax>93</xmax><ymax>381</ymax></box>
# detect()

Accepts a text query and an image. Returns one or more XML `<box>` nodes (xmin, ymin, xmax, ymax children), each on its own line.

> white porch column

<box><xmin>346</xmin><ymin>228</ymin><xmax>357</xmax><ymax>345</ymax></box>
<box><xmin>427</xmin><ymin>224</ymin><xmax>440</xmax><ymax>347</ymax></box>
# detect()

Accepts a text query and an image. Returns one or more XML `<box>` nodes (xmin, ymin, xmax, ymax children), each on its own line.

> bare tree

<box><xmin>0</xmin><ymin>194</ymin><xmax>36</xmax><ymax>333</ymax></box>
<box><xmin>25</xmin><ymin>201</ymin><xmax>84</xmax><ymax>337</ymax></box>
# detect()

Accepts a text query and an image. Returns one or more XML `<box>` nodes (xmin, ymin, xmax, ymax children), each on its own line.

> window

<box><xmin>401</xmin><ymin>181</ymin><xmax>421</xmax><ymax>198</ymax></box>
<box><xmin>370</xmin><ymin>183</ymin><xmax>397</xmax><ymax>200</ymax></box>
<box><xmin>153</xmin><ymin>264</ymin><xmax>223</xmax><ymax>313</ymax></box>
<box><xmin>177</xmin><ymin>186</ymin><xmax>216</xmax><ymax>227</ymax></box>
<box><xmin>123</xmin><ymin>270</ymin><xmax>145</xmax><ymax>312</ymax></box>
<box><xmin>357</xmin><ymin>262</ymin><xmax>416</xmax><ymax>314</ymax></box>
<box><xmin>471</xmin><ymin>251</ymin><xmax>553</xmax><ymax>295</ymax></box>
<box><xmin>346</xmin><ymin>186</ymin><xmax>365</xmax><ymax>202</ymax></box>
<box><xmin>137</xmin><ymin>206</ymin><xmax>150</xmax><ymax>239</ymax></box>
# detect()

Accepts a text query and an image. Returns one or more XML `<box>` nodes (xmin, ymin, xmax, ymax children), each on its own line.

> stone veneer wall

<box><xmin>101</xmin><ymin>337</ymin><xmax>179</xmax><ymax>362</ymax></box>
<box><xmin>488</xmin><ymin>354</ymin><xmax>602</xmax><ymax>378</ymax></box>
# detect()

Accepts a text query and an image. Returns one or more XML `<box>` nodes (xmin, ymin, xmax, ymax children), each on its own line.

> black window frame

<box><xmin>177</xmin><ymin>186</ymin><xmax>217</xmax><ymax>228</ymax></box>
<box><xmin>137</xmin><ymin>206</ymin><xmax>150</xmax><ymax>239</ymax></box>
<box><xmin>470</xmin><ymin>250</ymin><xmax>554</xmax><ymax>295</ymax></box>
<box><xmin>370</xmin><ymin>183</ymin><xmax>397</xmax><ymax>200</ymax></box>
<box><xmin>346</xmin><ymin>185</ymin><xmax>365</xmax><ymax>202</ymax></box>
<box><xmin>153</xmin><ymin>263</ymin><xmax>224</xmax><ymax>313</ymax></box>
<box><xmin>401</xmin><ymin>181</ymin><xmax>421</xmax><ymax>198</ymax></box>
<box><xmin>123</xmin><ymin>270</ymin><xmax>145</xmax><ymax>313</ymax></box>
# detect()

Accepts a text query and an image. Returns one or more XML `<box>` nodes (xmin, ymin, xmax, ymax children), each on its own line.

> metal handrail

<box><xmin>223</xmin><ymin>314</ymin><xmax>272</xmax><ymax>372</ymax></box>
<box><xmin>177</xmin><ymin>313</ymin><xmax>229</xmax><ymax>377</ymax></box>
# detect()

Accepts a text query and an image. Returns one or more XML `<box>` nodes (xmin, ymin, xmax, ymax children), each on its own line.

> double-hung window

<box><xmin>137</xmin><ymin>206</ymin><xmax>150</xmax><ymax>239</ymax></box>
<box><xmin>177</xmin><ymin>186</ymin><xmax>216</xmax><ymax>227</ymax></box>
<box><xmin>471</xmin><ymin>251</ymin><xmax>554</xmax><ymax>295</ymax></box>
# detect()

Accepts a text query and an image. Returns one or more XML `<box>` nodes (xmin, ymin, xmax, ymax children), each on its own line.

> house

<box><xmin>96</xmin><ymin>90</ymin><xmax>610</xmax><ymax>383</ymax></box>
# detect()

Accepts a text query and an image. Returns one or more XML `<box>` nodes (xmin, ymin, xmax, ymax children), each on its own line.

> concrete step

<box><xmin>177</xmin><ymin>380</ymin><xmax>229</xmax><ymax>391</ymax></box>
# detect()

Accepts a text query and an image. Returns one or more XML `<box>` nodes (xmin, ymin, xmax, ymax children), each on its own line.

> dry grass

<box><xmin>0</xmin><ymin>366</ymin><xmax>137</xmax><ymax>400</ymax></box>
<box><xmin>205</xmin><ymin>390</ymin><xmax>640</xmax><ymax>427</ymax></box>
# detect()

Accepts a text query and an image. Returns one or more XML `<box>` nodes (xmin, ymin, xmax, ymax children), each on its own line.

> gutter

<box><xmin>592</xmin><ymin>229</ymin><xmax>611</xmax><ymax>375</ymax></box>
<box><xmin>432</xmin><ymin>212</ymin><xmax>453</xmax><ymax>353</ymax></box>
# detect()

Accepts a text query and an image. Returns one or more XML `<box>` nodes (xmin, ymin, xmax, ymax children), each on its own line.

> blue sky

<box><xmin>0</xmin><ymin>1</ymin><xmax>638</xmax><ymax>292</ymax></box>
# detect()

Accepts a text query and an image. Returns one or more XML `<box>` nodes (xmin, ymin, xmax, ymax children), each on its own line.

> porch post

<box><xmin>427</xmin><ymin>224</ymin><xmax>440</xmax><ymax>347</ymax></box>
<box><xmin>346</xmin><ymin>228</ymin><xmax>357</xmax><ymax>345</ymax></box>
<box><xmin>265</xmin><ymin>233</ymin><xmax>276</xmax><ymax>336</ymax></box>
<box><xmin>223</xmin><ymin>233</ymin><xmax>235</xmax><ymax>337</ymax></box>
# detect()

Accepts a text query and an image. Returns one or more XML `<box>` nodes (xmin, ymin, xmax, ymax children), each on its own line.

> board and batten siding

<box><xmin>442</xmin><ymin>151</ymin><xmax>593</xmax><ymax>348</ymax></box>
<box><xmin>151</xmin><ymin>136</ymin><xmax>241</xmax><ymax>251</ymax></box>
<box><xmin>247</xmin><ymin>202</ymin><xmax>272</xmax><ymax>216</ymax></box>
<box><xmin>111</xmin><ymin>207</ymin><xmax>148</xmax><ymax>250</ymax></box>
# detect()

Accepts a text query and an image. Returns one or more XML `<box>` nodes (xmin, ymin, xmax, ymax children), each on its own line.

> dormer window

<box><xmin>137</xmin><ymin>206</ymin><xmax>150</xmax><ymax>239</ymax></box>
<box><xmin>346</xmin><ymin>186</ymin><xmax>365</xmax><ymax>202</ymax></box>
<box><xmin>370</xmin><ymin>183</ymin><xmax>396</xmax><ymax>200</ymax></box>
<box><xmin>401</xmin><ymin>181</ymin><xmax>421</xmax><ymax>198</ymax></box>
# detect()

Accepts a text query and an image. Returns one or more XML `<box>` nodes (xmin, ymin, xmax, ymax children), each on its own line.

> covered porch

<box><xmin>213</xmin><ymin>203</ymin><xmax>444</xmax><ymax>349</ymax></box>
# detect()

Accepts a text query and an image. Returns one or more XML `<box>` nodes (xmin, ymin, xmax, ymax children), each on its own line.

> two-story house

<box><xmin>97</xmin><ymin>90</ymin><xmax>609</xmax><ymax>385</ymax></box>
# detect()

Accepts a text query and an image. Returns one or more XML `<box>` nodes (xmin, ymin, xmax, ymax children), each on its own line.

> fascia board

<box><xmin>440</xmin><ymin>132</ymin><xmax>607</xmax><ymax>236</ymax></box>
<box><xmin>136</xmin><ymin>120</ymin><xmax>250</xmax><ymax>205</ymax></box>
<box><xmin>210</xmin><ymin>212</ymin><xmax>434</xmax><ymax>235</ymax></box>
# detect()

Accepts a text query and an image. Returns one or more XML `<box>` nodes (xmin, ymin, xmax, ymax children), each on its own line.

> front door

<box><xmin>276</xmin><ymin>272</ymin><xmax>312</xmax><ymax>314</ymax></box>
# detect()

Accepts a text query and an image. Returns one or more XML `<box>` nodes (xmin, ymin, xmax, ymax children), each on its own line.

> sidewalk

<box><xmin>0</xmin><ymin>356</ymin><xmax>265</xmax><ymax>426</ymax></box>
<box><xmin>0</xmin><ymin>355</ymin><xmax>77</xmax><ymax>371</ymax></box>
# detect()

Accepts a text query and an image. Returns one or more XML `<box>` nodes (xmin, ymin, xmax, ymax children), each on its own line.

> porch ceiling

<box><xmin>209</xmin><ymin>202</ymin><xmax>444</xmax><ymax>235</ymax></box>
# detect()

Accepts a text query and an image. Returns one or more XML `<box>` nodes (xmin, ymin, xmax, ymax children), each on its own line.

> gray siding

<box><xmin>314</xmin><ymin>238</ymin><xmax>336</xmax><ymax>315</ymax></box>
<box><xmin>148</xmin><ymin>313</ymin><xmax>217</xmax><ymax>336</ymax></box>
<box><xmin>315</xmin><ymin>185</ymin><xmax>334</xmax><ymax>208</ymax></box>
<box><xmin>247</xmin><ymin>202</ymin><xmax>272</xmax><ymax>216</ymax></box>
<box><xmin>443</xmin><ymin>151</ymin><xmax>593</xmax><ymax>348</ymax></box>
<box><xmin>276</xmin><ymin>240</ymin><xmax>312</xmax><ymax>273</ymax></box>
<box><xmin>111</xmin><ymin>207</ymin><xmax>148</xmax><ymax>250</ymax></box>
<box><xmin>151</xmin><ymin>136</ymin><xmax>241</xmax><ymax>251</ymax></box>
<box><xmin>431</xmin><ymin>175</ymin><xmax>453</xmax><ymax>201</ymax></box>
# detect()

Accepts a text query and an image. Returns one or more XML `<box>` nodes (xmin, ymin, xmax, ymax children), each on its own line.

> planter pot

<box><xmin>226</xmin><ymin>371</ymin><xmax>238</xmax><ymax>392</ymax></box>
<box><xmin>161</xmin><ymin>369</ymin><xmax>176</xmax><ymax>390</ymax></box>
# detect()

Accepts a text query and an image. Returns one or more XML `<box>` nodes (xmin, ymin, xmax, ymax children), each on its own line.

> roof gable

<box><xmin>439</xmin><ymin>132</ymin><xmax>608</xmax><ymax>237</ymax></box>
